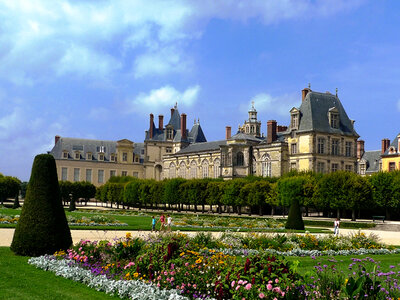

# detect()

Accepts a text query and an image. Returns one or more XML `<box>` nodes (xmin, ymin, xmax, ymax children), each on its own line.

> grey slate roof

<box><xmin>383</xmin><ymin>134</ymin><xmax>400</xmax><ymax>155</ymax></box>
<box><xmin>50</xmin><ymin>137</ymin><xmax>144</xmax><ymax>163</ymax></box>
<box><xmin>167</xmin><ymin>109</ymin><xmax>181</xmax><ymax>129</ymax></box>
<box><xmin>188</xmin><ymin>123</ymin><xmax>207</xmax><ymax>143</ymax></box>
<box><xmin>294</xmin><ymin>91</ymin><xmax>359</xmax><ymax>137</ymax></box>
<box><xmin>229</xmin><ymin>132</ymin><xmax>263</xmax><ymax>142</ymax></box>
<box><xmin>175</xmin><ymin>140</ymin><xmax>227</xmax><ymax>155</ymax></box>
<box><xmin>360</xmin><ymin>150</ymin><xmax>381</xmax><ymax>174</ymax></box>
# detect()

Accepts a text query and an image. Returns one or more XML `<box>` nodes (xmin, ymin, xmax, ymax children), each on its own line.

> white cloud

<box><xmin>128</xmin><ymin>85</ymin><xmax>200</xmax><ymax>114</ymax></box>
<box><xmin>241</xmin><ymin>92</ymin><xmax>298</xmax><ymax>117</ymax></box>
<box><xmin>0</xmin><ymin>0</ymin><xmax>365</xmax><ymax>84</ymax></box>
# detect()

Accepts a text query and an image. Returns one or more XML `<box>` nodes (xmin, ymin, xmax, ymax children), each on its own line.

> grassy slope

<box><xmin>0</xmin><ymin>247</ymin><xmax>117</xmax><ymax>300</ymax></box>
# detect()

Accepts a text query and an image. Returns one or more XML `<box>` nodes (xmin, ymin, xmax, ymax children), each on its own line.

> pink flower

<box><xmin>171</xmin><ymin>277</ymin><xmax>175</xmax><ymax>281</ymax></box>
<box><xmin>231</xmin><ymin>281</ymin><xmax>236</xmax><ymax>288</ymax></box>
<box><xmin>238</xmin><ymin>279</ymin><xmax>243</xmax><ymax>285</ymax></box>
<box><xmin>193</xmin><ymin>284</ymin><xmax>197</xmax><ymax>289</ymax></box>
<box><xmin>245</xmin><ymin>283</ymin><xmax>252</xmax><ymax>290</ymax></box>
<box><xmin>267</xmin><ymin>284</ymin><xmax>273</xmax><ymax>291</ymax></box>
<box><xmin>164</xmin><ymin>271</ymin><xmax>168</xmax><ymax>276</ymax></box>
<box><xmin>185</xmin><ymin>262</ymin><xmax>189</xmax><ymax>267</ymax></box>
<box><xmin>170</xmin><ymin>271</ymin><xmax>176</xmax><ymax>276</ymax></box>
<box><xmin>268</xmin><ymin>280</ymin><xmax>272</xmax><ymax>284</ymax></box>
<box><xmin>273</xmin><ymin>287</ymin><xmax>281</xmax><ymax>293</ymax></box>
<box><xmin>281</xmin><ymin>292</ymin><xmax>285</xmax><ymax>297</ymax></box>
<box><xmin>259</xmin><ymin>293</ymin><xmax>265</xmax><ymax>298</ymax></box>
<box><xmin>236</xmin><ymin>286</ymin><xmax>240</xmax><ymax>291</ymax></box>
<box><xmin>275</xmin><ymin>278</ymin><xmax>279</xmax><ymax>284</ymax></box>
<box><xmin>157</xmin><ymin>283</ymin><xmax>160</xmax><ymax>287</ymax></box>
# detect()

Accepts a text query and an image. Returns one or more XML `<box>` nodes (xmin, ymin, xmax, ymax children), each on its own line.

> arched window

<box><xmin>236</xmin><ymin>152</ymin><xmax>244</xmax><ymax>166</ymax></box>
<box><xmin>261</xmin><ymin>154</ymin><xmax>271</xmax><ymax>177</ymax></box>
<box><xmin>201</xmin><ymin>160</ymin><xmax>209</xmax><ymax>178</ymax></box>
<box><xmin>190</xmin><ymin>161</ymin><xmax>197</xmax><ymax>179</ymax></box>
<box><xmin>169</xmin><ymin>162</ymin><xmax>176</xmax><ymax>178</ymax></box>
<box><xmin>178</xmin><ymin>161</ymin><xmax>186</xmax><ymax>178</ymax></box>
<box><xmin>213</xmin><ymin>158</ymin><xmax>220</xmax><ymax>178</ymax></box>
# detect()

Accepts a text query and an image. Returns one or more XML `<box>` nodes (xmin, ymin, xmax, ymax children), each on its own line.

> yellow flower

<box><xmin>125</xmin><ymin>273</ymin><xmax>130</xmax><ymax>278</ymax></box>
<box><xmin>195</xmin><ymin>258</ymin><xmax>202</xmax><ymax>264</ymax></box>
<box><xmin>180</xmin><ymin>252</ymin><xmax>185</xmax><ymax>256</ymax></box>
<box><xmin>133</xmin><ymin>272</ymin><xmax>139</xmax><ymax>278</ymax></box>
<box><xmin>126</xmin><ymin>232</ymin><xmax>132</xmax><ymax>239</ymax></box>
<box><xmin>345</xmin><ymin>279</ymin><xmax>348</xmax><ymax>285</ymax></box>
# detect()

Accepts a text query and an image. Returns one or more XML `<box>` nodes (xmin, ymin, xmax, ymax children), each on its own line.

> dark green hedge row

<box><xmin>93</xmin><ymin>170</ymin><xmax>400</xmax><ymax>221</ymax></box>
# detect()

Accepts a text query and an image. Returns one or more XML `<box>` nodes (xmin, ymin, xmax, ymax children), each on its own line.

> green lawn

<box><xmin>0</xmin><ymin>207</ymin><xmax>330</xmax><ymax>233</ymax></box>
<box><xmin>287</xmin><ymin>253</ymin><xmax>400</xmax><ymax>276</ymax></box>
<box><xmin>0</xmin><ymin>247</ymin><xmax>118</xmax><ymax>300</ymax></box>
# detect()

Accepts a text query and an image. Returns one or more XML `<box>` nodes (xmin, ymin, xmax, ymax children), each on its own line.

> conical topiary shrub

<box><xmin>11</xmin><ymin>154</ymin><xmax>72</xmax><ymax>256</ymax></box>
<box><xmin>285</xmin><ymin>197</ymin><xmax>305</xmax><ymax>230</ymax></box>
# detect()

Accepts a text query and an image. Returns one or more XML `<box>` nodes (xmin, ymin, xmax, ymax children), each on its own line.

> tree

<box><xmin>222</xmin><ymin>179</ymin><xmax>246</xmax><ymax>214</ymax></box>
<box><xmin>0</xmin><ymin>176</ymin><xmax>21</xmax><ymax>207</ymax></box>
<box><xmin>369</xmin><ymin>172</ymin><xmax>397</xmax><ymax>220</ymax></box>
<box><xmin>242</xmin><ymin>180</ymin><xmax>272</xmax><ymax>216</ymax></box>
<box><xmin>163</xmin><ymin>178</ymin><xmax>185</xmax><ymax>211</ymax></box>
<box><xmin>206</xmin><ymin>181</ymin><xmax>224</xmax><ymax>213</ymax></box>
<box><xmin>124</xmin><ymin>179</ymin><xmax>142</xmax><ymax>208</ymax></box>
<box><xmin>278</xmin><ymin>177</ymin><xmax>305</xmax><ymax>230</ymax></box>
<box><xmin>11</xmin><ymin>154</ymin><xmax>72</xmax><ymax>256</ymax></box>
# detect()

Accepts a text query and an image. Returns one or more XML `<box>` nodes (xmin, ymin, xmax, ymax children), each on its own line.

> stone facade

<box><xmin>50</xmin><ymin>87</ymin><xmax>360</xmax><ymax>185</ymax></box>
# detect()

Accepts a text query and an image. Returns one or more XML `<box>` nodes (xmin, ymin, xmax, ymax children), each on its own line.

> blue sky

<box><xmin>1</xmin><ymin>0</ymin><xmax>399</xmax><ymax>181</ymax></box>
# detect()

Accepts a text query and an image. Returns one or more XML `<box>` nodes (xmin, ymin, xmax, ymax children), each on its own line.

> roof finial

<box><xmin>308</xmin><ymin>83</ymin><xmax>311</xmax><ymax>89</ymax></box>
<box><xmin>335</xmin><ymin>88</ymin><xmax>338</xmax><ymax>97</ymax></box>
<box><xmin>194</xmin><ymin>119</ymin><xmax>196</xmax><ymax>125</ymax></box>
<box><xmin>174</xmin><ymin>102</ymin><xmax>178</xmax><ymax>109</ymax></box>
<box><xmin>251</xmin><ymin>100</ymin><xmax>255</xmax><ymax>109</ymax></box>
<box><xmin>198</xmin><ymin>118</ymin><xmax>200</xmax><ymax>124</ymax></box>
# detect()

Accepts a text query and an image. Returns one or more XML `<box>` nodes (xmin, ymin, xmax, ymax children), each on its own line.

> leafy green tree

<box><xmin>20</xmin><ymin>181</ymin><xmax>28</xmax><ymax>199</ymax></box>
<box><xmin>369</xmin><ymin>172</ymin><xmax>397</xmax><ymax>220</ymax></box>
<box><xmin>11</xmin><ymin>154</ymin><xmax>72</xmax><ymax>256</ymax></box>
<box><xmin>59</xmin><ymin>181</ymin><xmax>73</xmax><ymax>206</ymax></box>
<box><xmin>163</xmin><ymin>178</ymin><xmax>186</xmax><ymax>211</ymax></box>
<box><xmin>124</xmin><ymin>179</ymin><xmax>142</xmax><ymax>208</ymax></box>
<box><xmin>0</xmin><ymin>176</ymin><xmax>21</xmax><ymax>206</ymax></box>
<box><xmin>206</xmin><ymin>181</ymin><xmax>224</xmax><ymax>213</ymax></box>
<box><xmin>242</xmin><ymin>180</ymin><xmax>272</xmax><ymax>216</ymax></box>
<box><xmin>80</xmin><ymin>181</ymin><xmax>96</xmax><ymax>205</ymax></box>
<box><xmin>222</xmin><ymin>179</ymin><xmax>246</xmax><ymax>214</ymax></box>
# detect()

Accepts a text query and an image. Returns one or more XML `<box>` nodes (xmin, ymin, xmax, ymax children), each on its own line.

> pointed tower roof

<box><xmin>167</xmin><ymin>104</ymin><xmax>181</xmax><ymax>130</ymax></box>
<box><xmin>188</xmin><ymin>122</ymin><xmax>207</xmax><ymax>143</ymax></box>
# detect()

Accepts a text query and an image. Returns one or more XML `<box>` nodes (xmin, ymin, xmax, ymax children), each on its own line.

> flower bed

<box><xmin>28</xmin><ymin>232</ymin><xmax>400</xmax><ymax>299</ymax></box>
<box><xmin>67</xmin><ymin>215</ymin><xmax>128</xmax><ymax>226</ymax></box>
<box><xmin>0</xmin><ymin>213</ymin><xmax>19</xmax><ymax>224</ymax></box>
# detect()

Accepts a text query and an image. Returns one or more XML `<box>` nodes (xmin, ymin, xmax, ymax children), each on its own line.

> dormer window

<box><xmin>98</xmin><ymin>153</ymin><xmax>104</xmax><ymax>161</ymax></box>
<box><xmin>329</xmin><ymin>107</ymin><xmax>339</xmax><ymax>129</ymax></box>
<box><xmin>74</xmin><ymin>152</ymin><xmax>81</xmax><ymax>160</ymax></box>
<box><xmin>62</xmin><ymin>151</ymin><xmax>68</xmax><ymax>159</ymax></box>
<box><xmin>86</xmin><ymin>152</ymin><xmax>92</xmax><ymax>160</ymax></box>
<box><xmin>166</xmin><ymin>127</ymin><xmax>173</xmax><ymax>140</ymax></box>
<box><xmin>96</xmin><ymin>146</ymin><xmax>106</xmax><ymax>152</ymax></box>
<box><xmin>110</xmin><ymin>154</ymin><xmax>116</xmax><ymax>162</ymax></box>
<box><xmin>290</xmin><ymin>108</ymin><xmax>300</xmax><ymax>130</ymax></box>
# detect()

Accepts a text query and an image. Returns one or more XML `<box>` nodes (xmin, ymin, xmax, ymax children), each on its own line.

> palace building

<box><xmin>50</xmin><ymin>87</ymin><xmax>360</xmax><ymax>185</ymax></box>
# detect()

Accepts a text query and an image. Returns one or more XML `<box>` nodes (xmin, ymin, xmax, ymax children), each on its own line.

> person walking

<box><xmin>159</xmin><ymin>214</ymin><xmax>166</xmax><ymax>231</ymax></box>
<box><xmin>151</xmin><ymin>216</ymin><xmax>157</xmax><ymax>232</ymax></box>
<box><xmin>334</xmin><ymin>218</ymin><xmax>340</xmax><ymax>236</ymax></box>
<box><xmin>167</xmin><ymin>214</ymin><xmax>172</xmax><ymax>231</ymax></box>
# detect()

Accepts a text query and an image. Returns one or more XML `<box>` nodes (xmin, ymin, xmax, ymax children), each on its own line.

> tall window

<box><xmin>389</xmin><ymin>162</ymin><xmax>396</xmax><ymax>172</ymax></box>
<box><xmin>290</xmin><ymin>162</ymin><xmax>297</xmax><ymax>170</ymax></box>
<box><xmin>330</xmin><ymin>113</ymin><xmax>339</xmax><ymax>128</ymax></box>
<box><xmin>291</xmin><ymin>113</ymin><xmax>299</xmax><ymax>129</ymax></box>
<box><xmin>61</xmin><ymin>167</ymin><xmax>68</xmax><ymax>181</ymax></box>
<box><xmin>178</xmin><ymin>161</ymin><xmax>186</xmax><ymax>178</ymax></box>
<box><xmin>122</xmin><ymin>171</ymin><xmax>127</xmax><ymax>176</ymax></box>
<box><xmin>291</xmin><ymin>143</ymin><xmax>297</xmax><ymax>154</ymax></box>
<box><xmin>317</xmin><ymin>162</ymin><xmax>325</xmax><ymax>173</ymax></box>
<box><xmin>75</xmin><ymin>152</ymin><xmax>80</xmax><ymax>160</ymax></box>
<box><xmin>331</xmin><ymin>163</ymin><xmax>339</xmax><ymax>172</ymax></box>
<box><xmin>133</xmin><ymin>172</ymin><xmax>138</xmax><ymax>178</ymax></box>
<box><xmin>359</xmin><ymin>164</ymin><xmax>366</xmax><ymax>175</ymax></box>
<box><xmin>122</xmin><ymin>152</ymin><xmax>128</xmax><ymax>162</ymax></box>
<box><xmin>331</xmin><ymin>139</ymin><xmax>339</xmax><ymax>155</ymax></box>
<box><xmin>169</xmin><ymin>163</ymin><xmax>176</xmax><ymax>178</ymax></box>
<box><xmin>86</xmin><ymin>169</ymin><xmax>92</xmax><ymax>182</ymax></box>
<box><xmin>201</xmin><ymin>160</ymin><xmax>209</xmax><ymax>178</ymax></box>
<box><xmin>345</xmin><ymin>165</ymin><xmax>352</xmax><ymax>172</ymax></box>
<box><xmin>110</xmin><ymin>170</ymin><xmax>116</xmax><ymax>177</ymax></box>
<box><xmin>167</xmin><ymin>128</ymin><xmax>173</xmax><ymax>140</ymax></box>
<box><xmin>87</xmin><ymin>153</ymin><xmax>92</xmax><ymax>160</ymax></box>
<box><xmin>98</xmin><ymin>153</ymin><xmax>104</xmax><ymax>161</ymax></box>
<box><xmin>236</xmin><ymin>152</ymin><xmax>244</xmax><ymax>166</ymax></box>
<box><xmin>190</xmin><ymin>161</ymin><xmax>197</xmax><ymax>179</ymax></box>
<box><xmin>73</xmin><ymin>168</ymin><xmax>80</xmax><ymax>182</ymax></box>
<box><xmin>317</xmin><ymin>138</ymin><xmax>325</xmax><ymax>154</ymax></box>
<box><xmin>63</xmin><ymin>151</ymin><xmax>68</xmax><ymax>159</ymax></box>
<box><xmin>213</xmin><ymin>159</ymin><xmax>220</xmax><ymax>178</ymax></box>
<box><xmin>98</xmin><ymin>170</ymin><xmax>104</xmax><ymax>183</ymax></box>
<box><xmin>261</xmin><ymin>154</ymin><xmax>271</xmax><ymax>177</ymax></box>
<box><xmin>345</xmin><ymin>142</ymin><xmax>352</xmax><ymax>157</ymax></box>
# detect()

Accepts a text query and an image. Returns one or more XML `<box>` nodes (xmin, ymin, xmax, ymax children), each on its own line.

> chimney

<box><xmin>55</xmin><ymin>135</ymin><xmax>60</xmax><ymax>145</ymax></box>
<box><xmin>158</xmin><ymin>115</ymin><xmax>164</xmax><ymax>130</ymax></box>
<box><xmin>277</xmin><ymin>125</ymin><xmax>288</xmax><ymax>132</ymax></box>
<box><xmin>357</xmin><ymin>140</ymin><xmax>365</xmax><ymax>160</ymax></box>
<box><xmin>171</xmin><ymin>108</ymin><xmax>175</xmax><ymax>118</ymax></box>
<box><xmin>226</xmin><ymin>126</ymin><xmax>232</xmax><ymax>139</ymax></box>
<box><xmin>181</xmin><ymin>113</ymin><xmax>187</xmax><ymax>140</ymax></box>
<box><xmin>267</xmin><ymin>120</ymin><xmax>277</xmax><ymax>144</ymax></box>
<box><xmin>149</xmin><ymin>114</ymin><xmax>154</xmax><ymax>139</ymax></box>
<box><xmin>382</xmin><ymin>138</ymin><xmax>390</xmax><ymax>154</ymax></box>
<box><xmin>302</xmin><ymin>88</ymin><xmax>310</xmax><ymax>101</ymax></box>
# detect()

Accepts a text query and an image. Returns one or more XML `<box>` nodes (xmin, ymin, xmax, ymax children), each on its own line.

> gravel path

<box><xmin>1</xmin><ymin>228</ymin><xmax>399</xmax><ymax>247</ymax></box>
